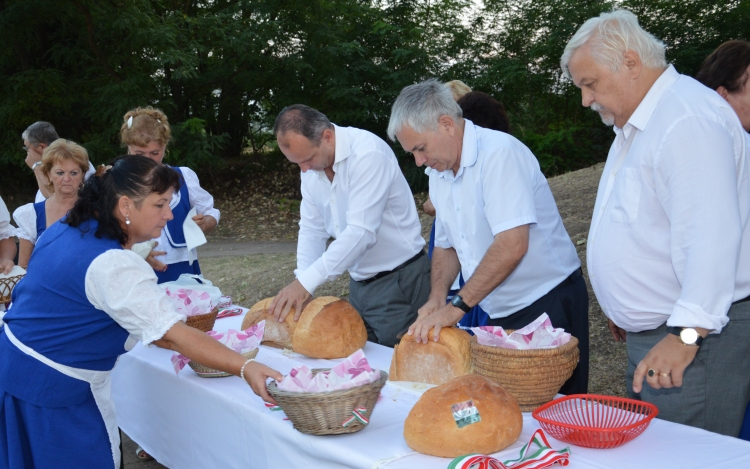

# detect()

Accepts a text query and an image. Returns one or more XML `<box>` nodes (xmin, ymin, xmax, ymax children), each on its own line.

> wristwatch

<box><xmin>668</xmin><ymin>327</ymin><xmax>704</xmax><ymax>346</ymax></box>
<box><xmin>450</xmin><ymin>294</ymin><xmax>472</xmax><ymax>313</ymax></box>
<box><xmin>31</xmin><ymin>161</ymin><xmax>42</xmax><ymax>171</ymax></box>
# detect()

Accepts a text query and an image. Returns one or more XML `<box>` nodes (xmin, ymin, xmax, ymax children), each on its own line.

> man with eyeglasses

<box><xmin>22</xmin><ymin>122</ymin><xmax>94</xmax><ymax>201</ymax></box>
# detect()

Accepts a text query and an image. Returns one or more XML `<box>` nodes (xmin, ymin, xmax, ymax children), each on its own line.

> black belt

<box><xmin>359</xmin><ymin>250</ymin><xmax>426</xmax><ymax>284</ymax></box>
<box><xmin>559</xmin><ymin>267</ymin><xmax>583</xmax><ymax>288</ymax></box>
<box><xmin>733</xmin><ymin>294</ymin><xmax>750</xmax><ymax>305</ymax></box>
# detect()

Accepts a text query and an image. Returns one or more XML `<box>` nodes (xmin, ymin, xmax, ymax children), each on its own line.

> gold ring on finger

<box><xmin>659</xmin><ymin>372</ymin><xmax>670</xmax><ymax>377</ymax></box>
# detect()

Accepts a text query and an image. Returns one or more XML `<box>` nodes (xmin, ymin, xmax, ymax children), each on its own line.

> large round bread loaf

<box><xmin>404</xmin><ymin>374</ymin><xmax>522</xmax><ymax>457</ymax></box>
<box><xmin>241</xmin><ymin>297</ymin><xmax>297</xmax><ymax>349</ymax></box>
<box><xmin>292</xmin><ymin>297</ymin><xmax>367</xmax><ymax>359</ymax></box>
<box><xmin>389</xmin><ymin>327</ymin><xmax>471</xmax><ymax>385</ymax></box>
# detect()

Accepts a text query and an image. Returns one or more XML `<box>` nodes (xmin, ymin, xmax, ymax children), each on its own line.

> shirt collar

<box><xmin>625</xmin><ymin>64</ymin><xmax>679</xmax><ymax>132</ymax></box>
<box><xmin>332</xmin><ymin>124</ymin><xmax>351</xmax><ymax>167</ymax></box>
<box><xmin>437</xmin><ymin>119</ymin><xmax>478</xmax><ymax>180</ymax></box>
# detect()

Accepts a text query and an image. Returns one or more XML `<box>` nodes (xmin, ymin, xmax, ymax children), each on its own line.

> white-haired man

<box><xmin>268</xmin><ymin>105</ymin><xmax>430</xmax><ymax>347</ymax></box>
<box><xmin>388</xmin><ymin>80</ymin><xmax>589</xmax><ymax>395</ymax></box>
<box><xmin>562</xmin><ymin>9</ymin><xmax>750</xmax><ymax>436</ymax></box>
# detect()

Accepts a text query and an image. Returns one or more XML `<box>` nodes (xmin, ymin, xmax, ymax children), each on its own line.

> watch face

<box><xmin>680</xmin><ymin>328</ymin><xmax>699</xmax><ymax>345</ymax></box>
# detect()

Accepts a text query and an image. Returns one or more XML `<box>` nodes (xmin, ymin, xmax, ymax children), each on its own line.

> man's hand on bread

<box><xmin>408</xmin><ymin>301</ymin><xmax>464</xmax><ymax>344</ymax></box>
<box><xmin>269</xmin><ymin>279</ymin><xmax>312</xmax><ymax>322</ymax></box>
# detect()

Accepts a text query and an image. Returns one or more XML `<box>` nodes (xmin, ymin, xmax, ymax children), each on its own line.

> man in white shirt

<box><xmin>388</xmin><ymin>80</ymin><xmax>589</xmax><ymax>395</ymax></box>
<box><xmin>268</xmin><ymin>105</ymin><xmax>430</xmax><ymax>347</ymax></box>
<box><xmin>562</xmin><ymin>10</ymin><xmax>750</xmax><ymax>436</ymax></box>
<box><xmin>22</xmin><ymin>122</ymin><xmax>95</xmax><ymax>202</ymax></box>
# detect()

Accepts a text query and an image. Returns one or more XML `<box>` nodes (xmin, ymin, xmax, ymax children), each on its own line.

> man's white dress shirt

<box><xmin>431</xmin><ymin>120</ymin><xmax>581</xmax><ymax>318</ymax></box>
<box><xmin>587</xmin><ymin>65</ymin><xmax>750</xmax><ymax>334</ymax></box>
<box><xmin>295</xmin><ymin>125</ymin><xmax>425</xmax><ymax>294</ymax></box>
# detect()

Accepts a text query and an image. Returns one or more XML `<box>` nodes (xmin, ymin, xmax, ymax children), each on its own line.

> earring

<box><xmin>125</xmin><ymin>216</ymin><xmax>131</xmax><ymax>225</ymax></box>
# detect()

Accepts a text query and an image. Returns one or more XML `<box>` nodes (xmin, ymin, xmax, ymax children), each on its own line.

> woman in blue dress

<box><xmin>119</xmin><ymin>107</ymin><xmax>220</xmax><ymax>283</ymax></box>
<box><xmin>13</xmin><ymin>139</ymin><xmax>89</xmax><ymax>268</ymax></box>
<box><xmin>0</xmin><ymin>155</ymin><xmax>281</xmax><ymax>468</ymax></box>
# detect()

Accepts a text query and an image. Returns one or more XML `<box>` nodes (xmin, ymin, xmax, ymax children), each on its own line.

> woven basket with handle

<box><xmin>0</xmin><ymin>274</ymin><xmax>24</xmax><ymax>303</ymax></box>
<box><xmin>184</xmin><ymin>307</ymin><xmax>219</xmax><ymax>332</ymax></box>
<box><xmin>188</xmin><ymin>348</ymin><xmax>259</xmax><ymax>378</ymax></box>
<box><xmin>470</xmin><ymin>333</ymin><xmax>579</xmax><ymax>412</ymax></box>
<box><xmin>267</xmin><ymin>369</ymin><xmax>388</xmax><ymax>435</ymax></box>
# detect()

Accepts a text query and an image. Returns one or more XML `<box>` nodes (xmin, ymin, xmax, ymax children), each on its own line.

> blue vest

<box><xmin>0</xmin><ymin>219</ymin><xmax>128</xmax><ymax>407</ymax></box>
<box><xmin>33</xmin><ymin>200</ymin><xmax>46</xmax><ymax>239</ymax></box>
<box><xmin>164</xmin><ymin>166</ymin><xmax>192</xmax><ymax>248</ymax></box>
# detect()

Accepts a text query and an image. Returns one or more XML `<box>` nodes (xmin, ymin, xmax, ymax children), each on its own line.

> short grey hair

<box><xmin>273</xmin><ymin>104</ymin><xmax>333</xmax><ymax>146</ymax></box>
<box><xmin>387</xmin><ymin>79</ymin><xmax>462</xmax><ymax>141</ymax></box>
<box><xmin>22</xmin><ymin>121</ymin><xmax>59</xmax><ymax>145</ymax></box>
<box><xmin>560</xmin><ymin>9</ymin><xmax>667</xmax><ymax>79</ymax></box>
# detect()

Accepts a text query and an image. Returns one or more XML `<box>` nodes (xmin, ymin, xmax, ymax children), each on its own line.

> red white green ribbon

<box><xmin>342</xmin><ymin>407</ymin><xmax>369</xmax><ymax>427</ymax></box>
<box><xmin>447</xmin><ymin>429</ymin><xmax>570</xmax><ymax>469</ymax></box>
<box><xmin>264</xmin><ymin>402</ymin><xmax>282</xmax><ymax>411</ymax></box>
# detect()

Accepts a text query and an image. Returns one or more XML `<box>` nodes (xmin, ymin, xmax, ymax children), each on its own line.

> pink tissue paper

<box><xmin>471</xmin><ymin>313</ymin><xmax>571</xmax><ymax>349</ymax></box>
<box><xmin>171</xmin><ymin>320</ymin><xmax>265</xmax><ymax>374</ymax></box>
<box><xmin>276</xmin><ymin>349</ymin><xmax>380</xmax><ymax>392</ymax></box>
<box><xmin>164</xmin><ymin>286</ymin><xmax>214</xmax><ymax>317</ymax></box>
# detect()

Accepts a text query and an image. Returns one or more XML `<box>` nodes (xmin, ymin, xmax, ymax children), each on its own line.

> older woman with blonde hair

<box><xmin>120</xmin><ymin>107</ymin><xmax>219</xmax><ymax>283</ymax></box>
<box><xmin>13</xmin><ymin>139</ymin><xmax>89</xmax><ymax>268</ymax></box>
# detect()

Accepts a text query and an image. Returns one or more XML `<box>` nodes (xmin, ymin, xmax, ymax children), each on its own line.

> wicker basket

<box><xmin>185</xmin><ymin>307</ymin><xmax>219</xmax><ymax>332</ymax></box>
<box><xmin>0</xmin><ymin>274</ymin><xmax>24</xmax><ymax>303</ymax></box>
<box><xmin>470</xmin><ymin>333</ymin><xmax>579</xmax><ymax>412</ymax></box>
<box><xmin>267</xmin><ymin>369</ymin><xmax>388</xmax><ymax>435</ymax></box>
<box><xmin>188</xmin><ymin>348</ymin><xmax>259</xmax><ymax>378</ymax></box>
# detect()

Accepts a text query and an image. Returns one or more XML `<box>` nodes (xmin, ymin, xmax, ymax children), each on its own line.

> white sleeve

<box><xmin>481</xmin><ymin>142</ymin><xmax>539</xmax><ymax>235</ymax></box>
<box><xmin>0</xmin><ymin>197</ymin><xmax>15</xmax><ymax>241</ymax></box>
<box><xmin>12</xmin><ymin>204</ymin><xmax>37</xmax><ymax>244</ymax></box>
<box><xmin>181</xmin><ymin>167</ymin><xmax>220</xmax><ymax>224</ymax></box>
<box><xmin>84</xmin><ymin>161</ymin><xmax>96</xmax><ymax>181</ymax></box>
<box><xmin>85</xmin><ymin>249</ymin><xmax>186</xmax><ymax>345</ymax></box>
<box><xmin>659</xmin><ymin>117</ymin><xmax>742</xmax><ymax>332</ymax></box>
<box><xmin>34</xmin><ymin>190</ymin><xmax>46</xmax><ymax>203</ymax></box>
<box><xmin>295</xmin><ymin>151</ymin><xmax>389</xmax><ymax>293</ymax></box>
<box><xmin>294</xmin><ymin>175</ymin><xmax>330</xmax><ymax>287</ymax></box>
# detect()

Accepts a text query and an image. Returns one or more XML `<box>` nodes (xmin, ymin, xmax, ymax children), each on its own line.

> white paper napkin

<box><xmin>0</xmin><ymin>265</ymin><xmax>26</xmax><ymax>279</ymax></box>
<box><xmin>183</xmin><ymin>207</ymin><xmax>207</xmax><ymax>265</ymax></box>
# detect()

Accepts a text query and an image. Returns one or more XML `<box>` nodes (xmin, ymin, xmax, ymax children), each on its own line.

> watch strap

<box><xmin>667</xmin><ymin>327</ymin><xmax>704</xmax><ymax>346</ymax></box>
<box><xmin>31</xmin><ymin>161</ymin><xmax>42</xmax><ymax>171</ymax></box>
<box><xmin>450</xmin><ymin>295</ymin><xmax>471</xmax><ymax>313</ymax></box>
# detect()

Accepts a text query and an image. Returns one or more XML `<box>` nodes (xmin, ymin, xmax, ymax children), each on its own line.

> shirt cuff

<box><xmin>296</xmin><ymin>263</ymin><xmax>327</xmax><ymax>296</ymax></box>
<box><xmin>666</xmin><ymin>299</ymin><xmax>728</xmax><ymax>333</ymax></box>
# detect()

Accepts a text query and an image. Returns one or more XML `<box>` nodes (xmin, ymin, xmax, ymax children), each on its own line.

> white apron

<box><xmin>3</xmin><ymin>325</ymin><xmax>121</xmax><ymax>469</ymax></box>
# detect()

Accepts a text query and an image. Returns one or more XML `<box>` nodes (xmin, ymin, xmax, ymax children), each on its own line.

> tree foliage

<box><xmin>1</xmin><ymin>0</ymin><xmax>747</xmax><ymax>196</ymax></box>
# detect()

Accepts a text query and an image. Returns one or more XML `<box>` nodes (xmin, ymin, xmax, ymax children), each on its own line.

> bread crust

<box><xmin>240</xmin><ymin>297</ymin><xmax>296</xmax><ymax>348</ymax></box>
<box><xmin>389</xmin><ymin>327</ymin><xmax>472</xmax><ymax>385</ymax></box>
<box><xmin>292</xmin><ymin>297</ymin><xmax>368</xmax><ymax>359</ymax></box>
<box><xmin>404</xmin><ymin>374</ymin><xmax>523</xmax><ymax>457</ymax></box>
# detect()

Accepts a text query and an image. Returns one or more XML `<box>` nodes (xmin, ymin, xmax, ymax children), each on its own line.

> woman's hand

<box><xmin>192</xmin><ymin>214</ymin><xmax>217</xmax><ymax>234</ymax></box>
<box><xmin>243</xmin><ymin>362</ymin><xmax>284</xmax><ymax>403</ymax></box>
<box><xmin>0</xmin><ymin>258</ymin><xmax>14</xmax><ymax>275</ymax></box>
<box><xmin>145</xmin><ymin>243</ymin><xmax>168</xmax><ymax>272</ymax></box>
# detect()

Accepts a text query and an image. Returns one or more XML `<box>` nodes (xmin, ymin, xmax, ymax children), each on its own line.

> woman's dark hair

<box><xmin>457</xmin><ymin>91</ymin><xmax>510</xmax><ymax>134</ymax></box>
<box><xmin>66</xmin><ymin>155</ymin><xmax>180</xmax><ymax>245</ymax></box>
<box><xmin>696</xmin><ymin>40</ymin><xmax>750</xmax><ymax>93</ymax></box>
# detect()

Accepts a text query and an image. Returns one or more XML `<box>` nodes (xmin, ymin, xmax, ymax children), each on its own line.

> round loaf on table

<box><xmin>292</xmin><ymin>297</ymin><xmax>367</xmax><ymax>359</ymax></box>
<box><xmin>241</xmin><ymin>297</ymin><xmax>297</xmax><ymax>349</ymax></box>
<box><xmin>404</xmin><ymin>374</ymin><xmax>522</xmax><ymax>457</ymax></box>
<box><xmin>389</xmin><ymin>327</ymin><xmax>471</xmax><ymax>385</ymax></box>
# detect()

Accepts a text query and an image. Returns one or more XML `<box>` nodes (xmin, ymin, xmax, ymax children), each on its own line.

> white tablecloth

<box><xmin>112</xmin><ymin>311</ymin><xmax>750</xmax><ymax>469</ymax></box>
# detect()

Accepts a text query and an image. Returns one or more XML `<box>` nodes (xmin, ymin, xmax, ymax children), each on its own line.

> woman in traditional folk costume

<box><xmin>0</xmin><ymin>156</ymin><xmax>281</xmax><ymax>468</ymax></box>
<box><xmin>13</xmin><ymin>139</ymin><xmax>89</xmax><ymax>268</ymax></box>
<box><xmin>119</xmin><ymin>107</ymin><xmax>219</xmax><ymax>283</ymax></box>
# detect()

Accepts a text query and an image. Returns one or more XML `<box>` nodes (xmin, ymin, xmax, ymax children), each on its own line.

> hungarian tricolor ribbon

<box><xmin>342</xmin><ymin>407</ymin><xmax>369</xmax><ymax>427</ymax></box>
<box><xmin>264</xmin><ymin>402</ymin><xmax>282</xmax><ymax>411</ymax></box>
<box><xmin>448</xmin><ymin>429</ymin><xmax>570</xmax><ymax>469</ymax></box>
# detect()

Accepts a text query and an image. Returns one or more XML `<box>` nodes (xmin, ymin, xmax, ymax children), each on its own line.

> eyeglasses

<box><xmin>22</xmin><ymin>145</ymin><xmax>29</xmax><ymax>152</ymax></box>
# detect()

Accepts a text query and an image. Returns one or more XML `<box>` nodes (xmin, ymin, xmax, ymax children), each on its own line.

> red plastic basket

<box><xmin>532</xmin><ymin>394</ymin><xmax>658</xmax><ymax>448</ymax></box>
